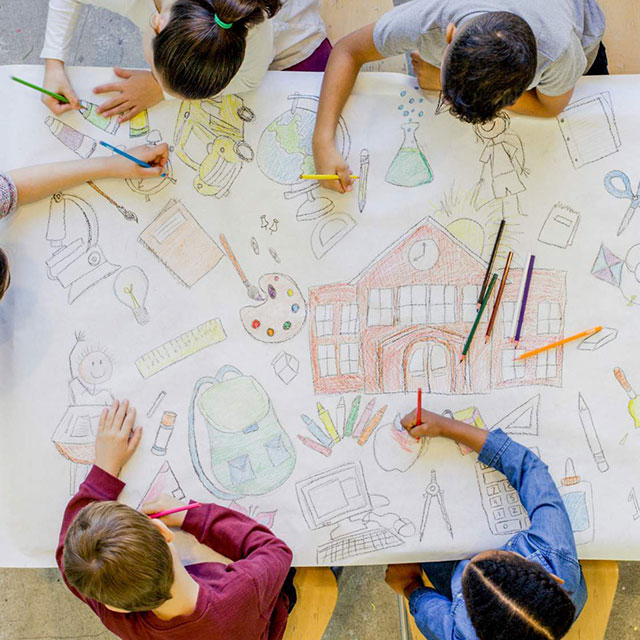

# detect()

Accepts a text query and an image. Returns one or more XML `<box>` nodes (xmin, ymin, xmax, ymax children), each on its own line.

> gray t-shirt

<box><xmin>373</xmin><ymin>0</ymin><xmax>605</xmax><ymax>96</ymax></box>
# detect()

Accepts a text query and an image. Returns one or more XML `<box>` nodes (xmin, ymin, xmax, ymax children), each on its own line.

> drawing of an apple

<box><xmin>373</xmin><ymin>413</ymin><xmax>428</xmax><ymax>472</ymax></box>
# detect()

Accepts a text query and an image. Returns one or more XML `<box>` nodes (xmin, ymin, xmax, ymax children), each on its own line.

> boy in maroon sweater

<box><xmin>57</xmin><ymin>399</ymin><xmax>294</xmax><ymax>640</ymax></box>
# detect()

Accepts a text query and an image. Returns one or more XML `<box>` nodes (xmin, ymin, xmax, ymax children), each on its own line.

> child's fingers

<box><xmin>117</xmin><ymin>105</ymin><xmax>142</xmax><ymax>124</ymax></box>
<box><xmin>93</xmin><ymin>82</ymin><xmax>123</xmax><ymax>96</ymax></box>
<box><xmin>113</xmin><ymin>398</ymin><xmax>129</xmax><ymax>430</ymax></box>
<box><xmin>42</xmin><ymin>95</ymin><xmax>73</xmax><ymax>115</ymax></box>
<box><xmin>105</xmin><ymin>399</ymin><xmax>119</xmax><ymax>429</ymax></box>
<box><xmin>400</xmin><ymin>409</ymin><xmax>418</xmax><ymax>429</ymax></box>
<box><xmin>114</xmin><ymin>67</ymin><xmax>133</xmax><ymax>80</ymax></box>
<box><xmin>98</xmin><ymin>407</ymin><xmax>109</xmax><ymax>432</ymax></box>
<box><xmin>127</xmin><ymin>426</ymin><xmax>143</xmax><ymax>454</ymax></box>
<box><xmin>123</xmin><ymin>405</ymin><xmax>137</xmax><ymax>435</ymax></box>
<box><xmin>337</xmin><ymin>167</ymin><xmax>353</xmax><ymax>193</ymax></box>
<box><xmin>98</xmin><ymin>98</ymin><xmax>129</xmax><ymax>118</ymax></box>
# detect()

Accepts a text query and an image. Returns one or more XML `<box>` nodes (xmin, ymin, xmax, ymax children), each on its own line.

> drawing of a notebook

<box><xmin>557</xmin><ymin>92</ymin><xmax>621</xmax><ymax>169</ymax></box>
<box><xmin>139</xmin><ymin>199</ymin><xmax>223</xmax><ymax>287</ymax></box>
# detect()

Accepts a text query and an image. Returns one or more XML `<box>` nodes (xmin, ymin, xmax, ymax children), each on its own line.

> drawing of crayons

<box><xmin>578</xmin><ymin>393</ymin><xmax>609</xmax><ymax>473</ymax></box>
<box><xmin>335</xmin><ymin>397</ymin><xmax>346</xmax><ymax>437</ymax></box>
<box><xmin>317</xmin><ymin>402</ymin><xmax>340</xmax><ymax>443</ymax></box>
<box><xmin>358</xmin><ymin>405</ymin><xmax>387</xmax><ymax>446</ymax></box>
<box><xmin>352</xmin><ymin>398</ymin><xmax>376</xmax><ymax>439</ymax></box>
<box><xmin>301</xmin><ymin>414</ymin><xmax>333</xmax><ymax>448</ymax></box>
<box><xmin>297</xmin><ymin>434</ymin><xmax>332</xmax><ymax>457</ymax></box>
<box><xmin>358</xmin><ymin>149</ymin><xmax>370</xmax><ymax>213</ymax></box>
<box><xmin>344</xmin><ymin>396</ymin><xmax>361</xmax><ymax>437</ymax></box>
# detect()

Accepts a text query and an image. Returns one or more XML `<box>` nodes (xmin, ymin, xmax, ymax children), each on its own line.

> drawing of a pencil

<box><xmin>352</xmin><ymin>398</ymin><xmax>376</xmax><ymax>438</ymax></box>
<box><xmin>358</xmin><ymin>149</ymin><xmax>370</xmax><ymax>213</ymax></box>
<box><xmin>297</xmin><ymin>435</ymin><xmax>333</xmax><ymax>457</ymax></box>
<box><xmin>301</xmin><ymin>414</ymin><xmax>333</xmax><ymax>448</ymax></box>
<box><xmin>317</xmin><ymin>402</ymin><xmax>340</xmax><ymax>443</ymax></box>
<box><xmin>344</xmin><ymin>396</ymin><xmax>361</xmax><ymax>437</ymax></box>
<box><xmin>577</xmin><ymin>393</ymin><xmax>609</xmax><ymax>473</ymax></box>
<box><xmin>358</xmin><ymin>405</ymin><xmax>387</xmax><ymax>445</ymax></box>
<box><xmin>335</xmin><ymin>397</ymin><xmax>346</xmax><ymax>438</ymax></box>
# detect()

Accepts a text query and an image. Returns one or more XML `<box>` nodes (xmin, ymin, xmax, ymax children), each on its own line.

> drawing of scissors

<box><xmin>419</xmin><ymin>469</ymin><xmax>454</xmax><ymax>541</ymax></box>
<box><xmin>604</xmin><ymin>170</ymin><xmax>640</xmax><ymax>236</ymax></box>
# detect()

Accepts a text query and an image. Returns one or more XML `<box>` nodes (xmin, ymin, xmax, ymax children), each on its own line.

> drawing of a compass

<box><xmin>408</xmin><ymin>239</ymin><xmax>439</xmax><ymax>270</ymax></box>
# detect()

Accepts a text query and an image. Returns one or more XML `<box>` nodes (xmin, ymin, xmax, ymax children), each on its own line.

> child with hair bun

<box><xmin>41</xmin><ymin>0</ymin><xmax>329</xmax><ymax>122</ymax></box>
<box><xmin>385</xmin><ymin>408</ymin><xmax>586</xmax><ymax>640</ymax></box>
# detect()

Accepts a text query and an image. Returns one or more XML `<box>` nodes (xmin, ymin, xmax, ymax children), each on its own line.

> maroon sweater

<box><xmin>57</xmin><ymin>466</ymin><xmax>294</xmax><ymax>640</ymax></box>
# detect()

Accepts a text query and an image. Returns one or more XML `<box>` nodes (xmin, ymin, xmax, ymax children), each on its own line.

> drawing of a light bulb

<box><xmin>113</xmin><ymin>267</ymin><xmax>150</xmax><ymax>325</ymax></box>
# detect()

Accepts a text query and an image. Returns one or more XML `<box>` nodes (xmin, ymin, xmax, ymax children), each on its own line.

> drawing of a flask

<box><xmin>80</xmin><ymin>100</ymin><xmax>120</xmax><ymax>135</ymax></box>
<box><xmin>385</xmin><ymin>122</ymin><xmax>434</xmax><ymax>188</ymax></box>
<box><xmin>558</xmin><ymin>458</ymin><xmax>594</xmax><ymax>545</ymax></box>
<box><xmin>46</xmin><ymin>117</ymin><xmax>97</xmax><ymax>158</ymax></box>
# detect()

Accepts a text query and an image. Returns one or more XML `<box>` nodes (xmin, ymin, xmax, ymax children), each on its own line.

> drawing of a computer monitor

<box><xmin>297</xmin><ymin>462</ymin><xmax>372</xmax><ymax>531</ymax></box>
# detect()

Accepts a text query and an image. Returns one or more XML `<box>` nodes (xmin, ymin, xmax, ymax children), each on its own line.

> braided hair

<box><xmin>153</xmin><ymin>0</ymin><xmax>282</xmax><ymax>99</ymax></box>
<box><xmin>462</xmin><ymin>551</ymin><xmax>576</xmax><ymax>640</ymax></box>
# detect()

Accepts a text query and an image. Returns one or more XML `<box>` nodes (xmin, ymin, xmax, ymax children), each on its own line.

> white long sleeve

<box><xmin>40</xmin><ymin>0</ymin><xmax>86</xmax><ymax>62</ymax></box>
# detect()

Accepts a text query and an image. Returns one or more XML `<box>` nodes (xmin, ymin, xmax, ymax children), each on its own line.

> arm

<box><xmin>180</xmin><ymin>503</ymin><xmax>292</xmax><ymax>608</ymax></box>
<box><xmin>312</xmin><ymin>23</ymin><xmax>383</xmax><ymax>193</ymax></box>
<box><xmin>409</xmin><ymin>589</ymin><xmax>454</xmax><ymax>640</ymax></box>
<box><xmin>7</xmin><ymin>144</ymin><xmax>169</xmax><ymax>208</ymax></box>
<box><xmin>478</xmin><ymin>429</ymin><xmax>576</xmax><ymax>555</ymax></box>
<box><xmin>507</xmin><ymin>88</ymin><xmax>574</xmax><ymax>118</ymax></box>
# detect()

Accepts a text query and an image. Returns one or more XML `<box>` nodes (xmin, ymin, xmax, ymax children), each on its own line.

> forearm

<box><xmin>9</xmin><ymin>158</ymin><xmax>115</xmax><ymax>207</ymax></box>
<box><xmin>433</xmin><ymin>414</ymin><xmax>489</xmax><ymax>453</ymax></box>
<box><xmin>41</xmin><ymin>0</ymin><xmax>82</xmax><ymax>62</ymax></box>
<box><xmin>507</xmin><ymin>89</ymin><xmax>566</xmax><ymax>118</ymax></box>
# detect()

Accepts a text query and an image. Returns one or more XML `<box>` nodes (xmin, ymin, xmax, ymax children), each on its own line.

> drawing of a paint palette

<box><xmin>240</xmin><ymin>273</ymin><xmax>307</xmax><ymax>343</ymax></box>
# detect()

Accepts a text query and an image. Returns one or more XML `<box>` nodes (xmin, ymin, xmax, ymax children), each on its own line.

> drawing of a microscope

<box><xmin>174</xmin><ymin>95</ymin><xmax>255</xmax><ymax>198</ymax></box>
<box><xmin>45</xmin><ymin>192</ymin><xmax>120</xmax><ymax>304</ymax></box>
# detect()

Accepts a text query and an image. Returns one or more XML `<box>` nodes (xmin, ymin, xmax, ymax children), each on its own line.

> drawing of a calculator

<box><xmin>476</xmin><ymin>462</ymin><xmax>530</xmax><ymax>535</ymax></box>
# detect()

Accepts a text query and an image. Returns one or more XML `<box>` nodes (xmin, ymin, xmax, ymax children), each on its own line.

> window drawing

<box><xmin>430</xmin><ymin>285</ymin><xmax>456</xmax><ymax>323</ymax></box>
<box><xmin>398</xmin><ymin>285</ymin><xmax>429</xmax><ymax>325</ymax></box>
<box><xmin>315</xmin><ymin>304</ymin><xmax>334</xmax><ymax>337</ymax></box>
<box><xmin>462</xmin><ymin>285</ymin><xmax>481</xmax><ymax>322</ymax></box>
<box><xmin>340</xmin><ymin>304</ymin><xmax>359</xmax><ymax>334</ymax></box>
<box><xmin>537</xmin><ymin>302</ymin><xmax>563</xmax><ymax>334</ymax></box>
<box><xmin>367</xmin><ymin>288</ymin><xmax>395</xmax><ymax>326</ymax></box>
<box><xmin>317</xmin><ymin>345</ymin><xmax>337</xmax><ymax>377</ymax></box>
<box><xmin>502</xmin><ymin>301</ymin><xmax>516</xmax><ymax>337</ymax></box>
<box><xmin>536</xmin><ymin>349</ymin><xmax>558</xmax><ymax>379</ymax></box>
<box><xmin>502</xmin><ymin>350</ymin><xmax>526</xmax><ymax>381</ymax></box>
<box><xmin>339</xmin><ymin>343</ymin><xmax>360</xmax><ymax>375</ymax></box>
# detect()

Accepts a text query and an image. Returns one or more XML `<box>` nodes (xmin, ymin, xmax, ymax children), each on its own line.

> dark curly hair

<box><xmin>0</xmin><ymin>248</ymin><xmax>10</xmax><ymax>302</ymax></box>
<box><xmin>153</xmin><ymin>0</ymin><xmax>282</xmax><ymax>99</ymax></box>
<box><xmin>462</xmin><ymin>551</ymin><xmax>577</xmax><ymax>640</ymax></box>
<box><xmin>442</xmin><ymin>12</ymin><xmax>537</xmax><ymax>125</ymax></box>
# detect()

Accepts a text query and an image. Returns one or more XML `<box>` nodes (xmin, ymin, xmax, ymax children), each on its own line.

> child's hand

<box><xmin>42</xmin><ymin>59</ymin><xmax>81</xmax><ymax>115</ymax></box>
<box><xmin>94</xmin><ymin>399</ymin><xmax>143</xmax><ymax>477</ymax></box>
<box><xmin>311</xmin><ymin>141</ymin><xmax>353</xmax><ymax>194</ymax></box>
<box><xmin>141</xmin><ymin>494</ymin><xmax>188</xmax><ymax>528</ymax></box>
<box><xmin>105</xmin><ymin>143</ymin><xmax>169</xmax><ymax>179</ymax></box>
<box><xmin>400</xmin><ymin>408</ymin><xmax>444</xmax><ymax>439</ymax></box>
<box><xmin>93</xmin><ymin>69</ymin><xmax>164</xmax><ymax>123</ymax></box>
<box><xmin>385</xmin><ymin>563</ymin><xmax>424</xmax><ymax>598</ymax></box>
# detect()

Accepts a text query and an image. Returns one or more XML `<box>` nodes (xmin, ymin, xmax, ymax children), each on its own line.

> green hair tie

<box><xmin>214</xmin><ymin>13</ymin><xmax>233</xmax><ymax>29</ymax></box>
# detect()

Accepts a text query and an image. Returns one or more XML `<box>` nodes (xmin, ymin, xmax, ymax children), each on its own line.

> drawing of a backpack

<box><xmin>188</xmin><ymin>365</ymin><xmax>296</xmax><ymax>499</ymax></box>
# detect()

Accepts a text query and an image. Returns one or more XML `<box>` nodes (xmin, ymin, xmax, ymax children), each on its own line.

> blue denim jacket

<box><xmin>409</xmin><ymin>429</ymin><xmax>587</xmax><ymax>640</ymax></box>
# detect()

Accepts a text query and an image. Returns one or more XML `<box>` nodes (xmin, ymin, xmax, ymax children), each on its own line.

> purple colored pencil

<box><xmin>514</xmin><ymin>255</ymin><xmax>535</xmax><ymax>344</ymax></box>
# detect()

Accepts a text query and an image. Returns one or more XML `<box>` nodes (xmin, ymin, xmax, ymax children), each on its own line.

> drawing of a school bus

<box><xmin>174</xmin><ymin>95</ymin><xmax>255</xmax><ymax>198</ymax></box>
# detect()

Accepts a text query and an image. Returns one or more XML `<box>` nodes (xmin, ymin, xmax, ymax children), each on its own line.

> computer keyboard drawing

<box><xmin>316</xmin><ymin>527</ymin><xmax>404</xmax><ymax>564</ymax></box>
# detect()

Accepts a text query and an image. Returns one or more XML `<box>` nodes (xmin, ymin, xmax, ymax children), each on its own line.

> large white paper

<box><xmin>1</xmin><ymin>66</ymin><xmax>639</xmax><ymax>568</ymax></box>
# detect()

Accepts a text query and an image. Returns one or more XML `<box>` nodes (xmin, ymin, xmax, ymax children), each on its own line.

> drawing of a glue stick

<box><xmin>613</xmin><ymin>367</ymin><xmax>640</xmax><ymax>428</ymax></box>
<box><xmin>45</xmin><ymin>116</ymin><xmax>97</xmax><ymax>158</ymax></box>
<box><xmin>151</xmin><ymin>411</ymin><xmax>177</xmax><ymax>456</ymax></box>
<box><xmin>80</xmin><ymin>100</ymin><xmax>121</xmax><ymax>135</ymax></box>
<box><xmin>577</xmin><ymin>393</ymin><xmax>609</xmax><ymax>473</ymax></box>
<box><xmin>129</xmin><ymin>110</ymin><xmax>151</xmax><ymax>138</ymax></box>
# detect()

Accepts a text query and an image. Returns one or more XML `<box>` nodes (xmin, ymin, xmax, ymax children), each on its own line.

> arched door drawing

<box><xmin>405</xmin><ymin>341</ymin><xmax>452</xmax><ymax>393</ymax></box>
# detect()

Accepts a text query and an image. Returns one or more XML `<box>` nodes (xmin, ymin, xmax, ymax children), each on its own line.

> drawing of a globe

<box><xmin>257</xmin><ymin>94</ymin><xmax>350</xmax><ymax>189</ymax></box>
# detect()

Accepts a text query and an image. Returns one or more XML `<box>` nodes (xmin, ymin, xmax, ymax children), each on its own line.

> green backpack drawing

<box><xmin>188</xmin><ymin>365</ymin><xmax>296</xmax><ymax>499</ymax></box>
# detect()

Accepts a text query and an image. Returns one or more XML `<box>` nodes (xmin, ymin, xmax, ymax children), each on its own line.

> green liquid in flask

<box><xmin>385</xmin><ymin>122</ymin><xmax>433</xmax><ymax>188</ymax></box>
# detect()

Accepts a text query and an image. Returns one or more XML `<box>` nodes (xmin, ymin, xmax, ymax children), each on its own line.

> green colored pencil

<box><xmin>461</xmin><ymin>273</ymin><xmax>498</xmax><ymax>361</ymax></box>
<box><xmin>344</xmin><ymin>395</ymin><xmax>361</xmax><ymax>437</ymax></box>
<box><xmin>11</xmin><ymin>75</ymin><xmax>70</xmax><ymax>104</ymax></box>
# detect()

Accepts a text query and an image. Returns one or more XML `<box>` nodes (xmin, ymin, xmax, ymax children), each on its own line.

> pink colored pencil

<box><xmin>297</xmin><ymin>434</ymin><xmax>332</xmax><ymax>457</ymax></box>
<box><xmin>149</xmin><ymin>502</ymin><xmax>202</xmax><ymax>519</ymax></box>
<box><xmin>352</xmin><ymin>398</ymin><xmax>375</xmax><ymax>438</ymax></box>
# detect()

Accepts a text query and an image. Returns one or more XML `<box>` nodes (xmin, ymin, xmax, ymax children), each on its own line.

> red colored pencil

<box><xmin>417</xmin><ymin>387</ymin><xmax>422</xmax><ymax>425</ymax></box>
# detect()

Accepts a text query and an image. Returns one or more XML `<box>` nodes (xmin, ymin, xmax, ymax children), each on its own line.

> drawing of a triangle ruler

<box><xmin>135</xmin><ymin>318</ymin><xmax>226</xmax><ymax>378</ymax></box>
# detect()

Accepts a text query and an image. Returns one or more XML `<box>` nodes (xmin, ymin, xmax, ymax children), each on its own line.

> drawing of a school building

<box><xmin>308</xmin><ymin>217</ymin><xmax>566</xmax><ymax>396</ymax></box>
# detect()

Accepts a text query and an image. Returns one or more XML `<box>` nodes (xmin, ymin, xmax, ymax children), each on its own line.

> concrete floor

<box><xmin>0</xmin><ymin>2</ymin><xmax>639</xmax><ymax>638</ymax></box>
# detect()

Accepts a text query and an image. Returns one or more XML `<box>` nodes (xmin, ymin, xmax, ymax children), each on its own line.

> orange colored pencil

<box><xmin>358</xmin><ymin>405</ymin><xmax>387</xmax><ymax>446</ymax></box>
<box><xmin>485</xmin><ymin>251</ymin><xmax>513</xmax><ymax>343</ymax></box>
<box><xmin>514</xmin><ymin>326</ymin><xmax>602</xmax><ymax>361</ymax></box>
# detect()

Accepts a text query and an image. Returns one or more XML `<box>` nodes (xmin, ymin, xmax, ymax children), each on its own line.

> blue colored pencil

<box><xmin>301</xmin><ymin>414</ymin><xmax>334</xmax><ymax>448</ymax></box>
<box><xmin>99</xmin><ymin>140</ymin><xmax>166</xmax><ymax>177</ymax></box>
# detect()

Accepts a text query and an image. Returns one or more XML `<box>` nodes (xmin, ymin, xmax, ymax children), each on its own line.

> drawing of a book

<box><xmin>139</xmin><ymin>199</ymin><xmax>223</xmax><ymax>287</ymax></box>
<box><xmin>557</xmin><ymin>92</ymin><xmax>621</xmax><ymax>169</ymax></box>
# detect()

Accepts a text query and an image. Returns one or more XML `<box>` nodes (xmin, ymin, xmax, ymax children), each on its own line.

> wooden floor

<box><xmin>319</xmin><ymin>0</ymin><xmax>640</xmax><ymax>74</ymax></box>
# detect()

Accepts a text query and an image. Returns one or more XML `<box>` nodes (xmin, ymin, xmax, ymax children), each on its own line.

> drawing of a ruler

<box><xmin>135</xmin><ymin>318</ymin><xmax>226</xmax><ymax>378</ymax></box>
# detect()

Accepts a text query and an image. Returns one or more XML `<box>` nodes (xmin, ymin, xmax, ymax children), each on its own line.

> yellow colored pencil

<box><xmin>358</xmin><ymin>405</ymin><xmax>387</xmax><ymax>446</ymax></box>
<box><xmin>317</xmin><ymin>402</ymin><xmax>340</xmax><ymax>443</ymax></box>
<box><xmin>300</xmin><ymin>174</ymin><xmax>359</xmax><ymax>180</ymax></box>
<box><xmin>514</xmin><ymin>326</ymin><xmax>602</xmax><ymax>361</ymax></box>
